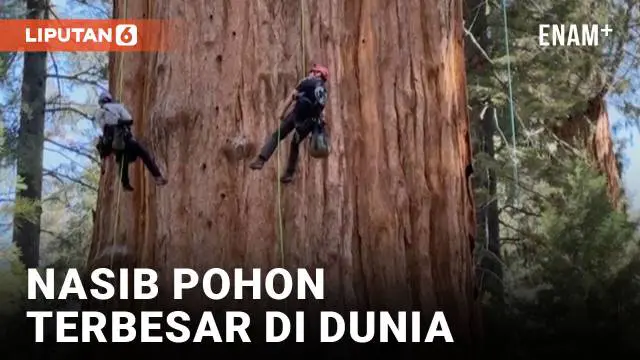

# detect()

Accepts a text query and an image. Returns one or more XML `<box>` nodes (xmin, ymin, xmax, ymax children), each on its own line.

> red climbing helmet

<box><xmin>310</xmin><ymin>64</ymin><xmax>329</xmax><ymax>81</ymax></box>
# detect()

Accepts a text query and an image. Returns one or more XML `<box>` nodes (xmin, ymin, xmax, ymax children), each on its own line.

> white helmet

<box><xmin>98</xmin><ymin>91</ymin><xmax>113</xmax><ymax>104</ymax></box>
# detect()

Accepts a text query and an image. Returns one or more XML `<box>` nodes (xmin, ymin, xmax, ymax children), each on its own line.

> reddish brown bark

<box><xmin>552</xmin><ymin>93</ymin><xmax>622</xmax><ymax>208</ymax></box>
<box><xmin>590</xmin><ymin>99</ymin><xmax>622</xmax><ymax>207</ymax></box>
<box><xmin>89</xmin><ymin>0</ymin><xmax>479</xmax><ymax>341</ymax></box>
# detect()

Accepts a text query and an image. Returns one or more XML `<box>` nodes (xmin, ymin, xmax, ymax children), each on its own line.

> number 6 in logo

<box><xmin>115</xmin><ymin>24</ymin><xmax>138</xmax><ymax>46</ymax></box>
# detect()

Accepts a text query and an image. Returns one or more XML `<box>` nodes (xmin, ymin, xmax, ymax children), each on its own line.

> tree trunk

<box><xmin>90</xmin><ymin>0</ymin><xmax>479</xmax><ymax>346</ymax></box>
<box><xmin>589</xmin><ymin>98</ymin><xmax>622</xmax><ymax>208</ymax></box>
<box><xmin>12</xmin><ymin>0</ymin><xmax>48</xmax><ymax>268</ymax></box>
<box><xmin>476</xmin><ymin>108</ymin><xmax>502</xmax><ymax>295</ymax></box>
<box><xmin>464</xmin><ymin>0</ymin><xmax>502</xmax><ymax>297</ymax></box>
<box><xmin>552</xmin><ymin>92</ymin><xmax>622</xmax><ymax>208</ymax></box>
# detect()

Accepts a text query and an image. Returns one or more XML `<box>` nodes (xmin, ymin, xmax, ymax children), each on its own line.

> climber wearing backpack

<box><xmin>249</xmin><ymin>64</ymin><xmax>330</xmax><ymax>183</ymax></box>
<box><xmin>94</xmin><ymin>91</ymin><xmax>167</xmax><ymax>191</ymax></box>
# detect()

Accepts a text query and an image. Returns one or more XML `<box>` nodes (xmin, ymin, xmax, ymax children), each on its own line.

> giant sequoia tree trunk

<box><xmin>589</xmin><ymin>98</ymin><xmax>622</xmax><ymax>207</ymax></box>
<box><xmin>12</xmin><ymin>0</ymin><xmax>48</xmax><ymax>268</ymax></box>
<box><xmin>89</xmin><ymin>0</ymin><xmax>479</xmax><ymax>344</ymax></box>
<box><xmin>552</xmin><ymin>91</ymin><xmax>622</xmax><ymax>208</ymax></box>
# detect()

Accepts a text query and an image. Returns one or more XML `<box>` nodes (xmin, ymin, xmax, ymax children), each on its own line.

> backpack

<box><xmin>309</xmin><ymin>120</ymin><xmax>330</xmax><ymax>158</ymax></box>
<box><xmin>101</xmin><ymin>105</ymin><xmax>131</xmax><ymax>151</ymax></box>
<box><xmin>111</xmin><ymin>125</ymin><xmax>130</xmax><ymax>151</ymax></box>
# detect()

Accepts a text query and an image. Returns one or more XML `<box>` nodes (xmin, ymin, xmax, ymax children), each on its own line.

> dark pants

<box><xmin>97</xmin><ymin>132</ymin><xmax>162</xmax><ymax>187</ymax></box>
<box><xmin>258</xmin><ymin>104</ymin><xmax>319</xmax><ymax>175</ymax></box>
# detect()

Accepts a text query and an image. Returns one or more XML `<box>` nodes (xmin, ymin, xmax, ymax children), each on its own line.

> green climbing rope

<box><xmin>274</xmin><ymin>0</ymin><xmax>308</xmax><ymax>271</ymax></box>
<box><xmin>501</xmin><ymin>0</ymin><xmax>518</xmax><ymax>200</ymax></box>
<box><xmin>110</xmin><ymin>0</ymin><xmax>128</xmax><ymax>267</ymax></box>
<box><xmin>110</xmin><ymin>158</ymin><xmax>125</xmax><ymax>266</ymax></box>
<box><xmin>276</xmin><ymin>119</ymin><xmax>284</xmax><ymax>272</ymax></box>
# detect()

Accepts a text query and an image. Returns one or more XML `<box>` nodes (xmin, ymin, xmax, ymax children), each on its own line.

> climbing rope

<box><xmin>110</xmin><ymin>159</ymin><xmax>125</xmax><ymax>266</ymax></box>
<box><xmin>140</xmin><ymin>0</ymin><xmax>153</xmax><ymax>247</ymax></box>
<box><xmin>274</xmin><ymin>0</ymin><xmax>308</xmax><ymax>270</ymax></box>
<box><xmin>501</xmin><ymin>0</ymin><xmax>518</xmax><ymax>200</ymax></box>
<box><xmin>276</xmin><ymin>112</ymin><xmax>284</xmax><ymax>273</ymax></box>
<box><xmin>110</xmin><ymin>0</ymin><xmax>128</xmax><ymax>267</ymax></box>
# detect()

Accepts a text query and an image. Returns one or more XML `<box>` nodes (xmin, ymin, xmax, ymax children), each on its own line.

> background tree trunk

<box><xmin>552</xmin><ymin>92</ymin><xmax>622</xmax><ymax>208</ymax></box>
<box><xmin>89</xmin><ymin>0</ymin><xmax>479</xmax><ymax>343</ymax></box>
<box><xmin>589</xmin><ymin>97</ymin><xmax>622</xmax><ymax>208</ymax></box>
<box><xmin>12</xmin><ymin>0</ymin><xmax>48</xmax><ymax>268</ymax></box>
<box><xmin>464</xmin><ymin>0</ymin><xmax>502</xmax><ymax>297</ymax></box>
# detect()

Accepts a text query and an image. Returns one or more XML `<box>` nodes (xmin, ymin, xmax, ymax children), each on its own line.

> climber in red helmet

<box><xmin>249</xmin><ymin>64</ymin><xmax>329</xmax><ymax>183</ymax></box>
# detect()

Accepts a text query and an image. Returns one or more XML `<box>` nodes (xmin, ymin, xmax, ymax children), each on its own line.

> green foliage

<box><xmin>482</xmin><ymin>0</ymin><xmax>620</xmax><ymax>123</ymax></box>
<box><xmin>467</xmin><ymin>0</ymin><xmax>640</xmax><ymax>355</ymax></box>
<box><xmin>0</xmin><ymin>3</ymin><xmax>104</xmax><ymax>351</ymax></box>
<box><xmin>0</xmin><ymin>0</ymin><xmax>20</xmax><ymax>81</ymax></box>
<box><xmin>0</xmin><ymin>245</ymin><xmax>27</xmax><ymax>318</ymax></box>
<box><xmin>0</xmin><ymin>247</ymin><xmax>88</xmax><ymax>360</ymax></box>
<box><xmin>40</xmin><ymin>163</ymin><xmax>98</xmax><ymax>269</ymax></box>
<box><xmin>0</xmin><ymin>54</ymin><xmax>11</xmax><ymax>80</ymax></box>
<box><xmin>482</xmin><ymin>160</ymin><xmax>640</xmax><ymax>357</ymax></box>
<box><xmin>1</xmin><ymin>124</ymin><xmax>38</xmax><ymax>227</ymax></box>
<box><xmin>0</xmin><ymin>124</ymin><xmax>7</xmax><ymax>159</ymax></box>
<box><xmin>530</xmin><ymin>159</ymin><xmax>637</xmax><ymax>283</ymax></box>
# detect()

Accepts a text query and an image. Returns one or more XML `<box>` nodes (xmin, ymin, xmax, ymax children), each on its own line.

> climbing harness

<box><xmin>501</xmin><ymin>0</ymin><xmax>518</xmax><ymax>203</ymax></box>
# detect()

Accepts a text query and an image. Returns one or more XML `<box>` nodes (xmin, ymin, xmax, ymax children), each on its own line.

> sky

<box><xmin>0</xmin><ymin>0</ymin><xmax>102</xmax><ymax>245</ymax></box>
<box><xmin>611</xmin><ymin>106</ymin><xmax>640</xmax><ymax>213</ymax></box>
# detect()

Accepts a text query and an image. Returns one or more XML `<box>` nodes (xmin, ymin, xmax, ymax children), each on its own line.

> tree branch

<box><xmin>500</xmin><ymin>204</ymin><xmax>542</xmax><ymax>218</ymax></box>
<box><xmin>49</xmin><ymin>54</ymin><xmax>63</xmax><ymax>107</ymax></box>
<box><xmin>45</xmin><ymin>138</ymin><xmax>98</xmax><ymax>164</ymax></box>
<box><xmin>463</xmin><ymin>25</ymin><xmax>494</xmax><ymax>66</ymax></box>
<box><xmin>41</xmin><ymin>228</ymin><xmax>73</xmax><ymax>248</ymax></box>
<box><xmin>70</xmin><ymin>0</ymin><xmax>111</xmax><ymax>19</ymax></box>
<box><xmin>498</xmin><ymin>220</ymin><xmax>545</xmax><ymax>246</ymax></box>
<box><xmin>43</xmin><ymin>168</ymin><xmax>98</xmax><ymax>192</ymax></box>
<box><xmin>47</xmin><ymin>73</ymin><xmax>107</xmax><ymax>90</ymax></box>
<box><xmin>45</xmin><ymin>106</ymin><xmax>94</xmax><ymax>122</ymax></box>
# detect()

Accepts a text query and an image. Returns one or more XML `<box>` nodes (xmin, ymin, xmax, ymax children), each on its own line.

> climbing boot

<box><xmin>249</xmin><ymin>157</ymin><xmax>265</xmax><ymax>170</ymax></box>
<box><xmin>280</xmin><ymin>172</ymin><xmax>294</xmax><ymax>184</ymax></box>
<box><xmin>154</xmin><ymin>176</ymin><xmax>168</xmax><ymax>186</ymax></box>
<box><xmin>122</xmin><ymin>183</ymin><xmax>134</xmax><ymax>192</ymax></box>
